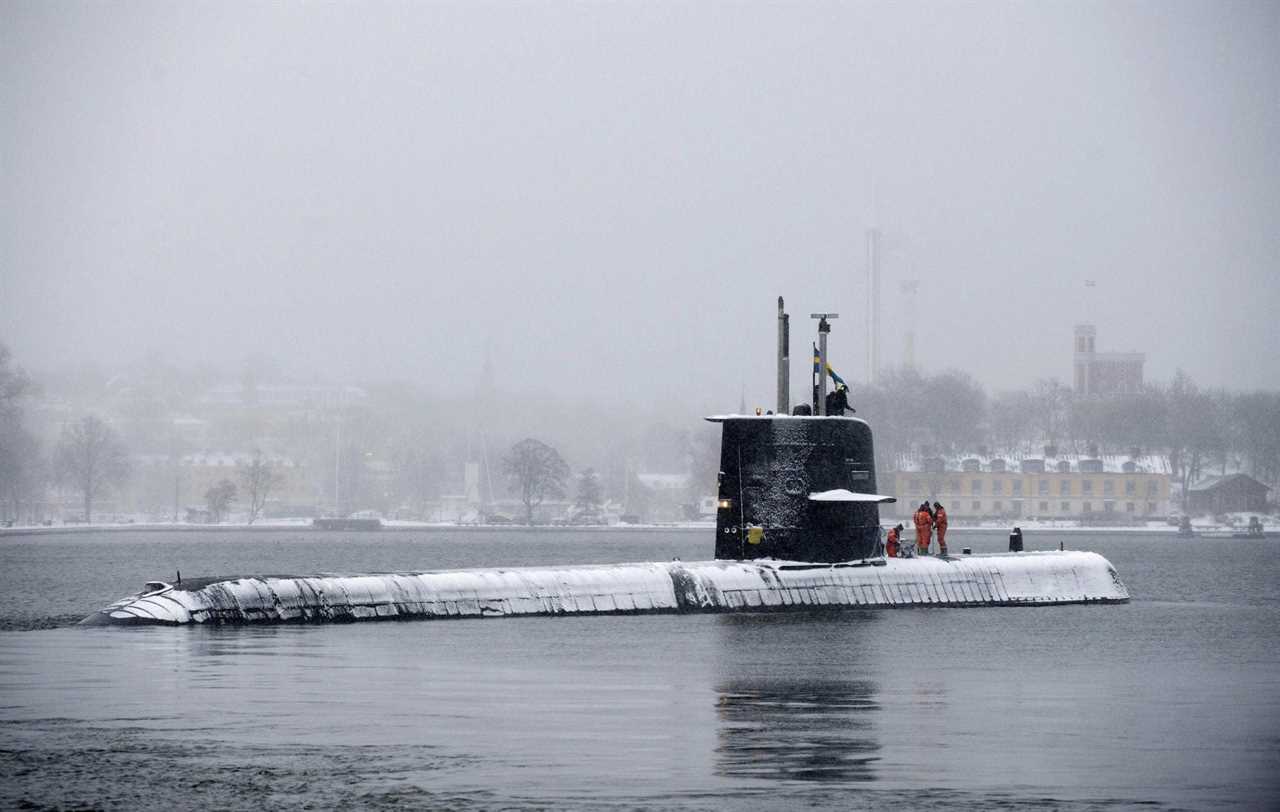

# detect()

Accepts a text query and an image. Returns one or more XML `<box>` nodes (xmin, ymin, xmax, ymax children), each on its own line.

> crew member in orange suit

<box><xmin>885</xmin><ymin>525</ymin><xmax>900</xmax><ymax>558</ymax></box>
<box><xmin>914</xmin><ymin>502</ymin><xmax>933</xmax><ymax>555</ymax></box>
<box><xmin>933</xmin><ymin>502</ymin><xmax>948</xmax><ymax>556</ymax></box>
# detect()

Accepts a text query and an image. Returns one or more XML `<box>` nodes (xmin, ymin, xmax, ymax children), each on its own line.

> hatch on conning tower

<box><xmin>707</xmin><ymin>298</ymin><xmax>894</xmax><ymax>563</ymax></box>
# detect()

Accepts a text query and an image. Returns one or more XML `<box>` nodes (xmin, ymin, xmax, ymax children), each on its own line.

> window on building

<box><xmin>908</xmin><ymin>478</ymin><xmax>921</xmax><ymax>492</ymax></box>
<box><xmin>1104</xmin><ymin>480</ymin><xmax>1115</xmax><ymax>496</ymax></box>
<box><xmin>972</xmin><ymin>501</ymin><xmax>981</xmax><ymax>511</ymax></box>
<box><xmin>1147</xmin><ymin>501</ymin><xmax>1156</xmax><ymax>513</ymax></box>
<box><xmin>1038</xmin><ymin>480</ymin><xmax>1049</xmax><ymax>496</ymax></box>
<box><xmin>949</xmin><ymin>479</ymin><xmax>961</xmax><ymax>494</ymax></box>
<box><xmin>993</xmin><ymin>500</ymin><xmax>1003</xmax><ymax>512</ymax></box>
<box><xmin>1082</xmin><ymin>480</ymin><xmax>1094</xmax><ymax>495</ymax></box>
<box><xmin>1060</xmin><ymin>480</ymin><xmax>1071</xmax><ymax>496</ymax></box>
<box><xmin>1126</xmin><ymin>502</ymin><xmax>1135</xmax><ymax>512</ymax></box>
<box><xmin>1061</xmin><ymin>501</ymin><xmax>1071</xmax><ymax>512</ymax></box>
<box><xmin>1146</xmin><ymin>480</ymin><xmax>1158</xmax><ymax>497</ymax></box>
<box><xmin>1125</xmin><ymin>480</ymin><xmax>1136</xmax><ymax>496</ymax></box>
<box><xmin>1012</xmin><ymin>480</ymin><xmax>1023</xmax><ymax>496</ymax></box>
<box><xmin>1083</xmin><ymin>501</ymin><xmax>1093</xmax><ymax>513</ymax></box>
<box><xmin>993</xmin><ymin>480</ymin><xmax>1004</xmax><ymax>495</ymax></box>
<box><xmin>1039</xmin><ymin>501</ymin><xmax>1049</xmax><ymax>512</ymax></box>
<box><xmin>1104</xmin><ymin>502</ymin><xmax>1114</xmax><ymax>512</ymax></box>
<box><xmin>971</xmin><ymin>479</ymin><xmax>982</xmax><ymax>495</ymax></box>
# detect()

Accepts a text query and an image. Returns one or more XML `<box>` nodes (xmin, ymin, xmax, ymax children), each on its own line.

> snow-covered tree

<box><xmin>204</xmin><ymin>479</ymin><xmax>237</xmax><ymax>523</ymax></box>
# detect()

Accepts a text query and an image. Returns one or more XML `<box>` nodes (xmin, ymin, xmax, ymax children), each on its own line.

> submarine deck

<box><xmin>83</xmin><ymin>550</ymin><xmax>1129</xmax><ymax>626</ymax></box>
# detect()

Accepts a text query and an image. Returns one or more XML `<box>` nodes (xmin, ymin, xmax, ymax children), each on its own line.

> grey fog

<box><xmin>3</xmin><ymin>1</ymin><xmax>1278</xmax><ymax>412</ymax></box>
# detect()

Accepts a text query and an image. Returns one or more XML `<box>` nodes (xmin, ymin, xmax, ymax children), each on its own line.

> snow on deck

<box><xmin>84</xmin><ymin>551</ymin><xmax>1128</xmax><ymax>626</ymax></box>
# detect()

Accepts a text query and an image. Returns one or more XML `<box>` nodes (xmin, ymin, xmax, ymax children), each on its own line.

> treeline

<box><xmin>5</xmin><ymin>337</ymin><xmax>1278</xmax><ymax>522</ymax></box>
<box><xmin>856</xmin><ymin>368</ymin><xmax>1280</xmax><ymax>494</ymax></box>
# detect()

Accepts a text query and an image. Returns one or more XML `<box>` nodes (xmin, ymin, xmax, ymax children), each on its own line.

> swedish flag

<box><xmin>812</xmin><ymin>344</ymin><xmax>846</xmax><ymax>387</ymax></box>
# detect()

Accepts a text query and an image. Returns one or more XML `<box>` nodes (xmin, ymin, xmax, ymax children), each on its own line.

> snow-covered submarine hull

<box><xmin>81</xmin><ymin>550</ymin><xmax>1128</xmax><ymax>626</ymax></box>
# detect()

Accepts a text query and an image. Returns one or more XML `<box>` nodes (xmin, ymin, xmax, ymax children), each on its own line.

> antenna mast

<box><xmin>776</xmin><ymin>297</ymin><xmax>790</xmax><ymax>415</ymax></box>
<box><xmin>810</xmin><ymin>313</ymin><xmax>839</xmax><ymax>415</ymax></box>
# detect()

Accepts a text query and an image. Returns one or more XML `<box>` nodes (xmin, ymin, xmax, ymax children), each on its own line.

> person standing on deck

<box><xmin>825</xmin><ymin>383</ymin><xmax>855</xmax><ymax>416</ymax></box>
<box><xmin>914</xmin><ymin>502</ymin><xmax>934</xmax><ymax>555</ymax></box>
<box><xmin>933</xmin><ymin>502</ymin><xmax>948</xmax><ymax>556</ymax></box>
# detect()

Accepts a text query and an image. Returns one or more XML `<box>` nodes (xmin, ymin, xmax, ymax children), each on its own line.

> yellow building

<box><xmin>887</xmin><ymin>453</ymin><xmax>1171</xmax><ymax>522</ymax></box>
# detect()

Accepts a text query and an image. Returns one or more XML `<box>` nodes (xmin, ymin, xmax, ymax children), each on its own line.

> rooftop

<box><xmin>894</xmin><ymin>451</ymin><xmax>1171</xmax><ymax>475</ymax></box>
<box><xmin>1188</xmin><ymin>473</ymin><xmax>1270</xmax><ymax>493</ymax></box>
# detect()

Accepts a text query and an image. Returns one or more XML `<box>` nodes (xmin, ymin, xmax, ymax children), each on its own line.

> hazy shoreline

<box><xmin>0</xmin><ymin>521</ymin><xmax>1233</xmax><ymax>539</ymax></box>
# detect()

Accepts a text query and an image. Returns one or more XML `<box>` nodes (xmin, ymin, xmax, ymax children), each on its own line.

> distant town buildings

<box><xmin>1073</xmin><ymin>324</ymin><xmax>1144</xmax><ymax>396</ymax></box>
<box><xmin>888</xmin><ymin>449</ymin><xmax>1171</xmax><ymax>522</ymax></box>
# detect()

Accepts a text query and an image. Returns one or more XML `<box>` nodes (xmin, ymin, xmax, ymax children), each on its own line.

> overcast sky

<box><xmin>3</xmin><ymin>0</ymin><xmax>1277</xmax><ymax>412</ymax></box>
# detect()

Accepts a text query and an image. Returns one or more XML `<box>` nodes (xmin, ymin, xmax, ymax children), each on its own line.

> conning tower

<box><xmin>710</xmin><ymin>299</ymin><xmax>894</xmax><ymax>563</ymax></box>
<box><xmin>710</xmin><ymin>416</ymin><xmax>890</xmax><ymax>562</ymax></box>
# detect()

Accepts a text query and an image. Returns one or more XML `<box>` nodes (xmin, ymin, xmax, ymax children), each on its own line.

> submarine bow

<box><xmin>82</xmin><ymin>551</ymin><xmax>1129</xmax><ymax>626</ymax></box>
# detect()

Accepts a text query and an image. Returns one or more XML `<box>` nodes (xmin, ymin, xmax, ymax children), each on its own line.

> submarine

<box><xmin>83</xmin><ymin>299</ymin><xmax>1128</xmax><ymax>626</ymax></box>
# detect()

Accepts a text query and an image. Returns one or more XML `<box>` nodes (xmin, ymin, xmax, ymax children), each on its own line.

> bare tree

<box><xmin>503</xmin><ymin>438</ymin><xmax>569</xmax><ymax>525</ymax></box>
<box><xmin>239</xmin><ymin>450</ymin><xmax>283</xmax><ymax>524</ymax></box>
<box><xmin>54</xmin><ymin>415</ymin><xmax>130</xmax><ymax>523</ymax></box>
<box><xmin>1165</xmin><ymin>371</ymin><xmax>1225</xmax><ymax>511</ymax></box>
<box><xmin>1030</xmin><ymin>378</ymin><xmax>1071</xmax><ymax>448</ymax></box>
<box><xmin>205</xmin><ymin>479</ymin><xmax>237</xmax><ymax>523</ymax></box>
<box><xmin>988</xmin><ymin>390</ymin><xmax>1035</xmax><ymax>452</ymax></box>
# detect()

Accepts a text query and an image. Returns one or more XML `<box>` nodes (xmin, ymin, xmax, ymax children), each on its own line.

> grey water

<box><xmin>1</xmin><ymin>529</ymin><xmax>1277</xmax><ymax>810</ymax></box>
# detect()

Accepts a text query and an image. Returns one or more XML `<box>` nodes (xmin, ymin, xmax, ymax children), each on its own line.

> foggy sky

<box><xmin>3</xmin><ymin>0</ymin><xmax>1278</xmax><ymax>412</ymax></box>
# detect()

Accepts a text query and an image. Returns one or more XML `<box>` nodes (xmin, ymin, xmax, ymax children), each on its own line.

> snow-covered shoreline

<box><xmin>4</xmin><ymin>515</ymin><xmax>1276</xmax><ymax>537</ymax></box>
<box><xmin>0</xmin><ymin>520</ymin><xmax>714</xmax><ymax>537</ymax></box>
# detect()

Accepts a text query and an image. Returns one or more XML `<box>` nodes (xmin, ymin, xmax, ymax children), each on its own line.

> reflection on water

<box><xmin>712</xmin><ymin>611</ymin><xmax>884</xmax><ymax>783</ymax></box>
<box><xmin>716</xmin><ymin>677</ymin><xmax>880</xmax><ymax>782</ymax></box>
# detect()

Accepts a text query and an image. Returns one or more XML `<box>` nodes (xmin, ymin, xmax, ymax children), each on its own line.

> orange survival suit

<box><xmin>886</xmin><ymin>526</ymin><xmax>899</xmax><ymax>557</ymax></box>
<box><xmin>913</xmin><ymin>506</ymin><xmax>933</xmax><ymax>555</ymax></box>
<box><xmin>934</xmin><ymin>506</ymin><xmax>948</xmax><ymax>554</ymax></box>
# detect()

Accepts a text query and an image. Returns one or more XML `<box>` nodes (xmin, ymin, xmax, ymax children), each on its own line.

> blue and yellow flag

<box><xmin>812</xmin><ymin>344</ymin><xmax>846</xmax><ymax>387</ymax></box>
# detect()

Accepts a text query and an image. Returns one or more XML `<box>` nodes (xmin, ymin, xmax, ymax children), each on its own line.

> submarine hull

<box><xmin>82</xmin><ymin>550</ymin><xmax>1129</xmax><ymax>626</ymax></box>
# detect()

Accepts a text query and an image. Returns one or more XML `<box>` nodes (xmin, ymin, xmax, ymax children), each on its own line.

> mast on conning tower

<box><xmin>776</xmin><ymin>297</ymin><xmax>790</xmax><ymax>415</ymax></box>
<box><xmin>811</xmin><ymin>312</ymin><xmax>838</xmax><ymax>415</ymax></box>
